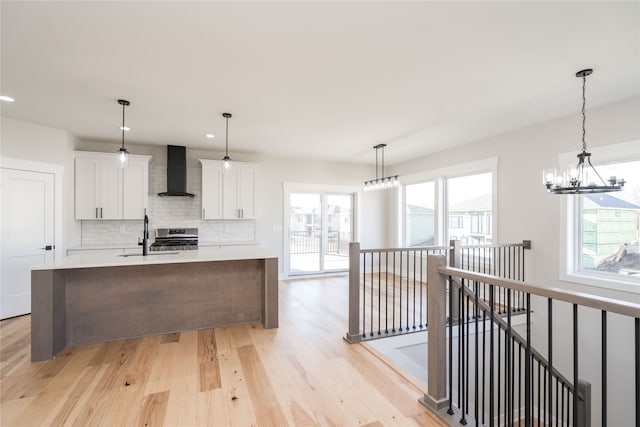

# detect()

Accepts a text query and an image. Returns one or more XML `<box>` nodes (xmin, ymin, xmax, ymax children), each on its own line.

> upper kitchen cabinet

<box><xmin>123</xmin><ymin>156</ymin><xmax>152</xmax><ymax>219</ymax></box>
<box><xmin>199</xmin><ymin>160</ymin><xmax>257</xmax><ymax>220</ymax></box>
<box><xmin>75</xmin><ymin>152</ymin><xmax>151</xmax><ymax>220</ymax></box>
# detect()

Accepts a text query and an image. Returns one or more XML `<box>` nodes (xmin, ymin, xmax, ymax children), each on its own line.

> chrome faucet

<box><xmin>138</xmin><ymin>209</ymin><xmax>149</xmax><ymax>256</ymax></box>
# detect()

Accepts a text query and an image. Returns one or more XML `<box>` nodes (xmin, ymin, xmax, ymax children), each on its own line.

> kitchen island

<box><xmin>30</xmin><ymin>247</ymin><xmax>278</xmax><ymax>361</ymax></box>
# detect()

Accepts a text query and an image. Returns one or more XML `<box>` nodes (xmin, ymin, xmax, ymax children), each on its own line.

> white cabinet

<box><xmin>199</xmin><ymin>160</ymin><xmax>256</xmax><ymax>220</ymax></box>
<box><xmin>123</xmin><ymin>157</ymin><xmax>151</xmax><ymax>219</ymax></box>
<box><xmin>201</xmin><ymin>161</ymin><xmax>223</xmax><ymax>219</ymax></box>
<box><xmin>75</xmin><ymin>152</ymin><xmax>151</xmax><ymax>220</ymax></box>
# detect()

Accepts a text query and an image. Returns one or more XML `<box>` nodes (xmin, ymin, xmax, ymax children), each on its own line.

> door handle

<box><xmin>41</xmin><ymin>245</ymin><xmax>54</xmax><ymax>251</ymax></box>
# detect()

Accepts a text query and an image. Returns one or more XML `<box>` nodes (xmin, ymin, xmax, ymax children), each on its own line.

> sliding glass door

<box><xmin>288</xmin><ymin>192</ymin><xmax>352</xmax><ymax>275</ymax></box>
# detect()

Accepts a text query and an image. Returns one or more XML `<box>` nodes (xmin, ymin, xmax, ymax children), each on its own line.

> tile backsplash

<box><xmin>80</xmin><ymin>162</ymin><xmax>256</xmax><ymax>246</ymax></box>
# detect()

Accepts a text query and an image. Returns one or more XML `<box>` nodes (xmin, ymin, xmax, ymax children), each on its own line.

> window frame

<box><xmin>400</xmin><ymin>157</ymin><xmax>498</xmax><ymax>247</ymax></box>
<box><xmin>559</xmin><ymin>140</ymin><xmax>640</xmax><ymax>293</ymax></box>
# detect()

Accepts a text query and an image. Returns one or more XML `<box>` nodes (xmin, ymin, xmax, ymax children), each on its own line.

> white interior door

<box><xmin>1</xmin><ymin>168</ymin><xmax>55</xmax><ymax>319</ymax></box>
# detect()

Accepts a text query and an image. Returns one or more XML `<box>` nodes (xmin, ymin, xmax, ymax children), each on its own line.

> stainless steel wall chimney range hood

<box><xmin>158</xmin><ymin>145</ymin><xmax>195</xmax><ymax>197</ymax></box>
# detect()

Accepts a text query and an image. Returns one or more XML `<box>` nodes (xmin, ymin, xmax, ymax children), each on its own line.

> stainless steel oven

<box><xmin>150</xmin><ymin>228</ymin><xmax>198</xmax><ymax>251</ymax></box>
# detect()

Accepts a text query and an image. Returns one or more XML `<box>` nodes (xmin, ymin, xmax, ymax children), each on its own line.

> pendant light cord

<box><xmin>225</xmin><ymin>115</ymin><xmax>229</xmax><ymax>157</ymax></box>
<box><xmin>581</xmin><ymin>75</ymin><xmax>587</xmax><ymax>153</ymax></box>
<box><xmin>121</xmin><ymin>103</ymin><xmax>126</xmax><ymax>150</ymax></box>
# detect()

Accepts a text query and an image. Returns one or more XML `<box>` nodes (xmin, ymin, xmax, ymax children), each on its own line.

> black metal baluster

<box><xmin>406</xmin><ymin>251</ymin><xmax>410</xmax><ymax>331</ymax></box>
<box><xmin>635</xmin><ymin>317</ymin><xmax>639</xmax><ymax>427</ymax></box>
<box><xmin>561</xmin><ymin>384</ymin><xmax>565</xmax><ymax>426</ymax></box>
<box><xmin>399</xmin><ymin>251</ymin><xmax>403</xmax><ymax>332</ymax></box>
<box><xmin>370</xmin><ymin>253</ymin><xmax>374</xmax><ymax>337</ymax></box>
<box><xmin>466</xmin><ymin>292</ymin><xmax>471</xmax><ymax>417</ymax></box>
<box><xmin>448</xmin><ymin>275</ymin><xmax>454</xmax><ymax>416</ymax></box>
<box><xmin>412</xmin><ymin>250</ymin><xmax>416</xmax><ymax>329</ymax></box>
<box><xmin>377</xmin><ymin>252</ymin><xmax>381</xmax><ymax>335</ymax></box>
<box><xmin>549</xmin><ymin>378</ymin><xmax>560</xmax><ymax>427</ymax></box>
<box><xmin>548</xmin><ymin>299</ymin><xmax>553</xmax><ymax>427</ymax></box>
<box><xmin>461</xmin><ymin>282</ymin><xmax>467</xmax><ymax>425</ymax></box>
<box><xmin>459</xmin><ymin>281</ymin><xmax>463</xmax><ymax>414</ymax></box>
<box><xmin>392</xmin><ymin>251</ymin><xmax>396</xmax><ymax>332</ymax></box>
<box><xmin>482</xmin><ymin>309</ymin><xmax>487</xmax><ymax>425</ymax></box>
<box><xmin>602</xmin><ymin>310</ymin><xmax>607</xmax><ymax>427</ymax></box>
<box><xmin>474</xmin><ymin>281</ymin><xmax>479</xmax><ymax>426</ymax></box>
<box><xmin>490</xmin><ymin>284</ymin><xmax>495</xmax><ymax>426</ymax></box>
<box><xmin>573</xmin><ymin>304</ymin><xmax>578</xmax><ymax>426</ymax></box>
<box><xmin>525</xmin><ymin>292</ymin><xmax>531</xmax><ymax>427</ymax></box>
<box><xmin>497</xmin><ymin>296</ymin><xmax>502</xmax><ymax>423</ymax></box>
<box><xmin>518</xmin><ymin>343</ymin><xmax>522</xmax><ymax>425</ymax></box>
<box><xmin>508</xmin><ymin>245</ymin><xmax>512</xmax><ymax>280</ymax></box>
<box><xmin>385</xmin><ymin>252</ymin><xmax>389</xmax><ymax>334</ymax></box>
<box><xmin>507</xmin><ymin>289</ymin><xmax>513</xmax><ymax>426</ymax></box>
<box><xmin>537</xmin><ymin>361</ymin><xmax>541</xmax><ymax>427</ymax></box>
<box><xmin>362</xmin><ymin>253</ymin><xmax>366</xmax><ymax>338</ymax></box>
<box><xmin>419</xmin><ymin>249</ymin><xmax>423</xmax><ymax>328</ymax></box>
<box><xmin>543</xmin><ymin>365</ymin><xmax>547</xmax><ymax>427</ymax></box>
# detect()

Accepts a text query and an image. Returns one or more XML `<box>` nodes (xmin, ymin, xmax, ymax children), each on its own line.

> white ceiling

<box><xmin>1</xmin><ymin>1</ymin><xmax>638</xmax><ymax>165</ymax></box>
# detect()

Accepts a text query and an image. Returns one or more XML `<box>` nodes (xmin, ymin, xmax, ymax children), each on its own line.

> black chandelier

<box><xmin>543</xmin><ymin>69</ymin><xmax>625</xmax><ymax>194</ymax></box>
<box><xmin>364</xmin><ymin>143</ymin><xmax>399</xmax><ymax>191</ymax></box>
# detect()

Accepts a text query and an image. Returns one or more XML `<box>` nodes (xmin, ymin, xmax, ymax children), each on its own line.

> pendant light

<box><xmin>222</xmin><ymin>112</ymin><xmax>232</xmax><ymax>169</ymax></box>
<box><xmin>363</xmin><ymin>143</ymin><xmax>399</xmax><ymax>191</ymax></box>
<box><xmin>543</xmin><ymin>69</ymin><xmax>625</xmax><ymax>194</ymax></box>
<box><xmin>116</xmin><ymin>99</ymin><xmax>130</xmax><ymax>166</ymax></box>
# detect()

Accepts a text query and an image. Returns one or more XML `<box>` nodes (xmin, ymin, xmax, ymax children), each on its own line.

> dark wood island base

<box><xmin>31</xmin><ymin>257</ymin><xmax>278</xmax><ymax>361</ymax></box>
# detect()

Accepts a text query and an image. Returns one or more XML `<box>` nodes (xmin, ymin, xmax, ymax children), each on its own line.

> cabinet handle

<box><xmin>203</xmin><ymin>208</ymin><xmax>206</xmax><ymax>218</ymax></box>
<box><xmin>96</xmin><ymin>207</ymin><xmax>99</xmax><ymax>218</ymax></box>
<box><xmin>100</xmin><ymin>207</ymin><xmax>103</xmax><ymax>218</ymax></box>
<box><xmin>241</xmin><ymin>208</ymin><xmax>244</xmax><ymax>219</ymax></box>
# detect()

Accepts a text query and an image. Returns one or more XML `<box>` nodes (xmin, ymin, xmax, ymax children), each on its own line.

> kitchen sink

<box><xmin>118</xmin><ymin>252</ymin><xmax>179</xmax><ymax>257</ymax></box>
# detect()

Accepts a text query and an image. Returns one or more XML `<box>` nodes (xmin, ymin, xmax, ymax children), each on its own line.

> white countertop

<box><xmin>32</xmin><ymin>246</ymin><xmax>277</xmax><ymax>271</ymax></box>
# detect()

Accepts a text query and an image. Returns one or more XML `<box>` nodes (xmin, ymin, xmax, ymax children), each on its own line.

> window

<box><xmin>447</xmin><ymin>172</ymin><xmax>493</xmax><ymax>245</ymax></box>
<box><xmin>562</xmin><ymin>140</ymin><xmax>640</xmax><ymax>290</ymax></box>
<box><xmin>401</xmin><ymin>158</ymin><xmax>497</xmax><ymax>247</ymax></box>
<box><xmin>448</xmin><ymin>215</ymin><xmax>463</xmax><ymax>229</ymax></box>
<box><xmin>577</xmin><ymin>160</ymin><xmax>640</xmax><ymax>278</ymax></box>
<box><xmin>405</xmin><ymin>181</ymin><xmax>435</xmax><ymax>246</ymax></box>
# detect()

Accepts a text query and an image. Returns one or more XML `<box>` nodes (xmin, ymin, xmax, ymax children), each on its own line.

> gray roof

<box><xmin>450</xmin><ymin>193</ymin><xmax>492</xmax><ymax>212</ymax></box>
<box><xmin>583</xmin><ymin>193</ymin><xmax>640</xmax><ymax>210</ymax></box>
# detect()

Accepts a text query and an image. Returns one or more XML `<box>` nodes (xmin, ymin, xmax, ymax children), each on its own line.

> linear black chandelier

<box><xmin>364</xmin><ymin>143</ymin><xmax>398</xmax><ymax>191</ymax></box>
<box><xmin>543</xmin><ymin>69</ymin><xmax>625</xmax><ymax>194</ymax></box>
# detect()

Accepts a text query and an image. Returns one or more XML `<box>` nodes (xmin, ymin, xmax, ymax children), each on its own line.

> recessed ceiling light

<box><xmin>205</xmin><ymin>134</ymin><xmax>215</xmax><ymax>139</ymax></box>
<box><xmin>120</xmin><ymin>126</ymin><xmax>131</xmax><ymax>131</ymax></box>
<box><xmin>0</xmin><ymin>95</ymin><xmax>15</xmax><ymax>102</ymax></box>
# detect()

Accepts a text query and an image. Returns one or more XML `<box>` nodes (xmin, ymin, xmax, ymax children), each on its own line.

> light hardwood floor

<box><xmin>0</xmin><ymin>275</ymin><xmax>445</xmax><ymax>426</ymax></box>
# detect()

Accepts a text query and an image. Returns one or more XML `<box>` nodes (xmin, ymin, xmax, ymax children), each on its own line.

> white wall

<box><xmin>0</xmin><ymin>116</ymin><xmax>80</xmax><ymax>250</ymax></box>
<box><xmin>389</xmin><ymin>96</ymin><xmax>640</xmax><ymax>426</ymax></box>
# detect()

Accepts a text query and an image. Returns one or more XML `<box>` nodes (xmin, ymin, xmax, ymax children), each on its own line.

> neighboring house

<box><xmin>448</xmin><ymin>193</ymin><xmax>493</xmax><ymax>245</ymax></box>
<box><xmin>582</xmin><ymin>193</ymin><xmax>640</xmax><ymax>269</ymax></box>
<box><xmin>406</xmin><ymin>204</ymin><xmax>435</xmax><ymax>246</ymax></box>
<box><xmin>289</xmin><ymin>204</ymin><xmax>351</xmax><ymax>253</ymax></box>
